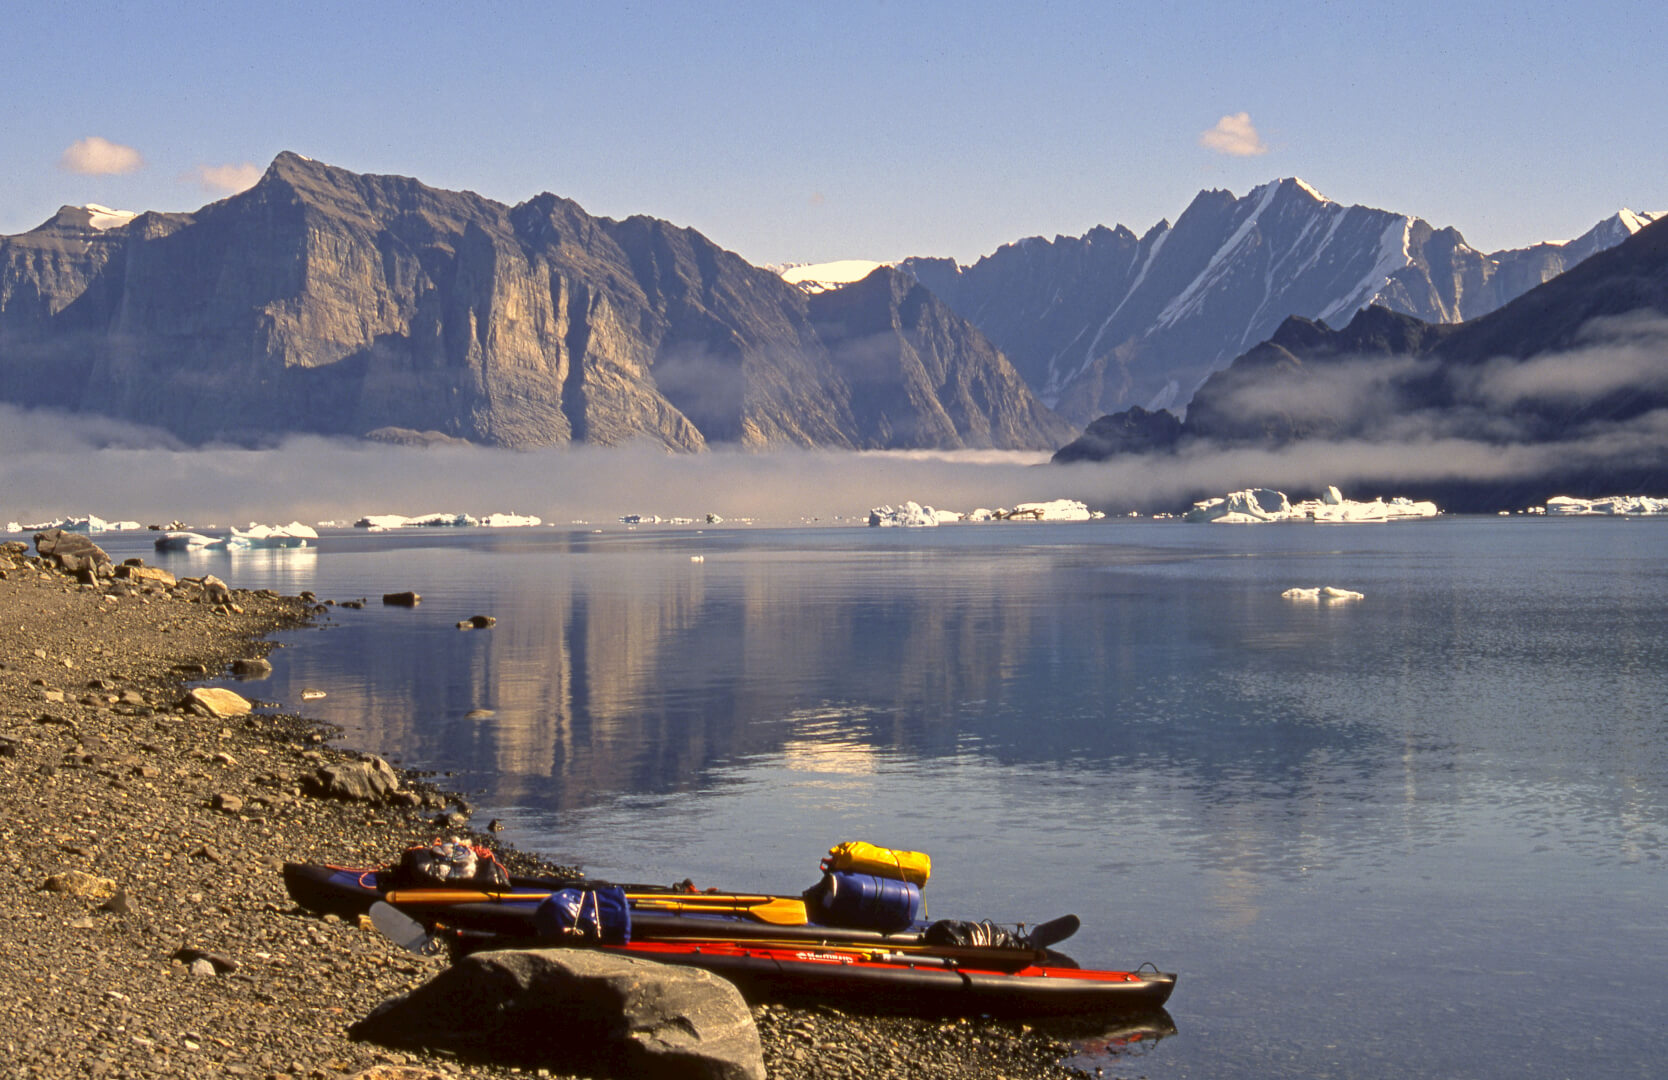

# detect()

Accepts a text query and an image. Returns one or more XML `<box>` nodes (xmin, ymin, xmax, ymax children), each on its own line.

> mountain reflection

<box><xmin>258</xmin><ymin>531</ymin><xmax>1399</xmax><ymax>826</ymax></box>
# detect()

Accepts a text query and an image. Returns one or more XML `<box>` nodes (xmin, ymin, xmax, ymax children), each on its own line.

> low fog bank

<box><xmin>4</xmin><ymin>401</ymin><xmax>1663</xmax><ymax>527</ymax></box>
<box><xmin>0</xmin><ymin>407</ymin><xmax>1063</xmax><ymax>525</ymax></box>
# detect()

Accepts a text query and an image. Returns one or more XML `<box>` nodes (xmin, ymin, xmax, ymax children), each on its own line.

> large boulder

<box><xmin>350</xmin><ymin>948</ymin><xmax>765</xmax><ymax>1080</ymax></box>
<box><xmin>33</xmin><ymin>530</ymin><xmax>112</xmax><ymax>575</ymax></box>
<box><xmin>306</xmin><ymin>756</ymin><xmax>402</xmax><ymax>803</ymax></box>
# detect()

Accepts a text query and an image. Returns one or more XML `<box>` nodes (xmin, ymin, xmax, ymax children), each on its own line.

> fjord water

<box><xmin>147</xmin><ymin>519</ymin><xmax>1665</xmax><ymax>1078</ymax></box>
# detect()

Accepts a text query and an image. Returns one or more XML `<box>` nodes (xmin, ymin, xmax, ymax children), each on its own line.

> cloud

<box><xmin>186</xmin><ymin>162</ymin><xmax>263</xmax><ymax>195</ymax></box>
<box><xmin>1199</xmin><ymin>112</ymin><xmax>1268</xmax><ymax>157</ymax></box>
<box><xmin>808</xmin><ymin>191</ymin><xmax>826</xmax><ymax>206</ymax></box>
<box><xmin>59</xmin><ymin>136</ymin><xmax>145</xmax><ymax>175</ymax></box>
<box><xmin>1470</xmin><ymin>312</ymin><xmax>1668</xmax><ymax>407</ymax></box>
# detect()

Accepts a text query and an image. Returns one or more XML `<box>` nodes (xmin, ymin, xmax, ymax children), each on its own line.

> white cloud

<box><xmin>186</xmin><ymin>162</ymin><xmax>263</xmax><ymax>195</ymax></box>
<box><xmin>59</xmin><ymin>136</ymin><xmax>145</xmax><ymax>175</ymax></box>
<box><xmin>1199</xmin><ymin>112</ymin><xmax>1268</xmax><ymax>157</ymax></box>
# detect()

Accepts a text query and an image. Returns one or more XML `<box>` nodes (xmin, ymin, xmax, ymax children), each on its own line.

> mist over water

<box><xmin>6</xmin><ymin>397</ymin><xmax>1664</xmax><ymax>530</ymax></box>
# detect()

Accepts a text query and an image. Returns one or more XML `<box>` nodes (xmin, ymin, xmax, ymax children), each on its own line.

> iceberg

<box><xmin>998</xmin><ymin>499</ymin><xmax>1099</xmax><ymax>522</ymax></box>
<box><xmin>19</xmin><ymin>515</ymin><xmax>142</xmax><ymax>533</ymax></box>
<box><xmin>1282</xmin><ymin>586</ymin><xmax>1365</xmax><ymax>602</ymax></box>
<box><xmin>354</xmin><ymin>512</ymin><xmax>481</xmax><ymax>531</ymax></box>
<box><xmin>232</xmin><ymin>521</ymin><xmax>319</xmax><ymax>548</ymax></box>
<box><xmin>154</xmin><ymin>531</ymin><xmax>227</xmax><ymax>551</ymax></box>
<box><xmin>868</xmin><ymin>502</ymin><xmax>940</xmax><ymax>527</ymax></box>
<box><xmin>1187</xmin><ymin>486</ymin><xmax>1438</xmax><ymax>523</ymax></box>
<box><xmin>1544</xmin><ymin>495</ymin><xmax>1667</xmax><ymax>516</ymax></box>
<box><xmin>479</xmin><ymin>512</ymin><xmax>542</xmax><ymax>528</ymax></box>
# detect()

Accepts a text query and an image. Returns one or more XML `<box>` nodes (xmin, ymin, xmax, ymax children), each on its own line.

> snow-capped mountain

<box><xmin>897</xmin><ymin>181</ymin><xmax>1664</xmax><ymax>425</ymax></box>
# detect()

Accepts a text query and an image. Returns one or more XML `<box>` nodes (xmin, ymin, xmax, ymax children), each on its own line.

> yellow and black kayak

<box><xmin>282</xmin><ymin>862</ymin><xmax>930</xmax><ymax>946</ymax></box>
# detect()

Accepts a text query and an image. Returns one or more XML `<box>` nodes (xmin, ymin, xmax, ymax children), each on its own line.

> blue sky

<box><xmin>5</xmin><ymin>1</ymin><xmax>1664</xmax><ymax>265</ymax></box>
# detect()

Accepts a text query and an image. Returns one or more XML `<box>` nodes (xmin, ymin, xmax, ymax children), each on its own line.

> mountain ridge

<box><xmin>0</xmin><ymin>153</ymin><xmax>1068</xmax><ymax>452</ymax></box>
<box><xmin>1051</xmin><ymin>215</ymin><xmax>1668</xmax><ymax>511</ymax></box>
<box><xmin>896</xmin><ymin>179</ymin><xmax>1662</xmax><ymax>425</ymax></box>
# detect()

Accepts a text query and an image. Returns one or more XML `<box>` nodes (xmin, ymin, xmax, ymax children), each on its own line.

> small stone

<box><xmin>43</xmin><ymin>870</ymin><xmax>119</xmax><ymax>900</ymax></box>
<box><xmin>382</xmin><ymin>591</ymin><xmax>421</xmax><ymax>606</ymax></box>
<box><xmin>212</xmin><ymin>793</ymin><xmax>244</xmax><ymax>813</ymax></box>
<box><xmin>231</xmin><ymin>657</ymin><xmax>273</xmax><ymax>680</ymax></box>
<box><xmin>189</xmin><ymin>958</ymin><xmax>217</xmax><ymax>977</ymax></box>
<box><xmin>100</xmin><ymin>888</ymin><xmax>137</xmax><ymax>915</ymax></box>
<box><xmin>467</xmin><ymin>614</ymin><xmax>496</xmax><ymax>628</ymax></box>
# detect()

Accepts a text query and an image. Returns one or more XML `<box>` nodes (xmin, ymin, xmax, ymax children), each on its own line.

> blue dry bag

<box><xmin>807</xmin><ymin>871</ymin><xmax>922</xmax><ymax>931</ymax></box>
<box><xmin>533</xmin><ymin>886</ymin><xmax>631</xmax><ymax>944</ymax></box>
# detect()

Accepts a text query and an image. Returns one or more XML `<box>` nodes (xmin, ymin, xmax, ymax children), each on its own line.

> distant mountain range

<box><xmin>1052</xmin><ymin>214</ymin><xmax>1668</xmax><ymax>511</ymax></box>
<box><xmin>0</xmin><ymin>153</ymin><xmax>1070</xmax><ymax>451</ymax></box>
<box><xmin>893</xmin><ymin>181</ymin><xmax>1661</xmax><ymax>426</ymax></box>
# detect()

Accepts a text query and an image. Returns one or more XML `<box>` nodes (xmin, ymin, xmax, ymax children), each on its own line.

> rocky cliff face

<box><xmin>902</xmin><ymin>180</ymin><xmax>1662</xmax><ymax>426</ymax></box>
<box><xmin>0</xmin><ymin>153</ymin><xmax>1065</xmax><ymax>451</ymax></box>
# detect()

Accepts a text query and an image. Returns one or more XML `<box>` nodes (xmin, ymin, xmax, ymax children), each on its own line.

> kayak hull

<box><xmin>595</xmin><ymin>940</ymin><xmax>1175</xmax><ymax>1017</ymax></box>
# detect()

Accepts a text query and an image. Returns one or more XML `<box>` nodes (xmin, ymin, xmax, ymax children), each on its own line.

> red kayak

<box><xmin>594</xmin><ymin>938</ymin><xmax>1175</xmax><ymax>1017</ymax></box>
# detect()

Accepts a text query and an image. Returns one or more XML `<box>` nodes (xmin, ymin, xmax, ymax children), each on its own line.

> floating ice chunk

<box><xmin>21</xmin><ymin>514</ymin><xmax>139</xmax><ymax>533</ymax></box>
<box><xmin>231</xmin><ymin>521</ymin><xmax>319</xmax><ymax>548</ymax></box>
<box><xmin>479</xmin><ymin>512</ymin><xmax>542</xmax><ymax>528</ymax></box>
<box><xmin>1189</xmin><ymin>487</ymin><xmax>1437</xmax><ymax>523</ymax></box>
<box><xmin>1282</xmin><ymin>586</ymin><xmax>1364</xmax><ymax>601</ymax></box>
<box><xmin>868</xmin><ymin>502</ymin><xmax>940</xmax><ymax>527</ymax></box>
<box><xmin>4</xmin><ymin>522</ymin><xmax>20</xmax><ymax>533</ymax></box>
<box><xmin>154</xmin><ymin>531</ymin><xmax>225</xmax><ymax>551</ymax></box>
<box><xmin>1544</xmin><ymin>495</ymin><xmax>1667</xmax><ymax>515</ymax></box>
<box><xmin>1002</xmin><ymin>499</ymin><xmax>1098</xmax><ymax>521</ymax></box>
<box><xmin>354</xmin><ymin>512</ymin><xmax>480</xmax><ymax>530</ymax></box>
<box><xmin>1185</xmin><ymin>489</ymin><xmax>1292</xmax><ymax>523</ymax></box>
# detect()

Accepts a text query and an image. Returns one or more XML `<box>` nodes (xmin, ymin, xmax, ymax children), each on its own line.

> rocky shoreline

<box><xmin>0</xmin><ymin>538</ymin><xmax>1092</xmax><ymax>1079</ymax></box>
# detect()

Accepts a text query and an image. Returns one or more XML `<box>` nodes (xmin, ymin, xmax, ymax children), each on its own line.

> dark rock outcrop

<box><xmin>1</xmin><ymin>154</ymin><xmax>1067</xmax><ymax>452</ymax></box>
<box><xmin>350</xmin><ymin>947</ymin><xmax>766</xmax><ymax>1080</ymax></box>
<box><xmin>32</xmin><ymin>530</ymin><xmax>111</xmax><ymax>576</ymax></box>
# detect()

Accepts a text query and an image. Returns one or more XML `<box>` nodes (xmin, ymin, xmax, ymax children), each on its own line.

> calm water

<box><xmin>118</xmin><ymin>518</ymin><xmax>1668</xmax><ymax>1078</ymax></box>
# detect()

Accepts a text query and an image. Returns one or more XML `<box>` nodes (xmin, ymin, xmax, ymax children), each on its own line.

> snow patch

<box><xmin>776</xmin><ymin>260</ymin><xmax>886</xmax><ymax>293</ymax></box>
<box><xmin>82</xmin><ymin>204</ymin><xmax>138</xmax><ymax>230</ymax></box>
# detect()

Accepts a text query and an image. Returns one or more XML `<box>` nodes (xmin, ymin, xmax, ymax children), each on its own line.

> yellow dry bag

<box><xmin>822</xmin><ymin>841</ymin><xmax>931</xmax><ymax>888</ymax></box>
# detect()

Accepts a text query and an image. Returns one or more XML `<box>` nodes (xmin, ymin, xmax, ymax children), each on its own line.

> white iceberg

<box><xmin>232</xmin><ymin>521</ymin><xmax>319</xmax><ymax>548</ymax></box>
<box><xmin>479</xmin><ymin>512</ymin><xmax>543</xmax><ymax>528</ymax></box>
<box><xmin>20</xmin><ymin>514</ymin><xmax>142</xmax><ymax>533</ymax></box>
<box><xmin>154</xmin><ymin>531</ymin><xmax>226</xmax><ymax>551</ymax></box>
<box><xmin>1544</xmin><ymin>495</ymin><xmax>1667</xmax><ymax>516</ymax></box>
<box><xmin>1187</xmin><ymin>486</ymin><xmax>1438</xmax><ymax>523</ymax></box>
<box><xmin>1282</xmin><ymin>586</ymin><xmax>1365</xmax><ymax>602</ymax></box>
<box><xmin>868</xmin><ymin>502</ymin><xmax>940</xmax><ymax>527</ymax></box>
<box><xmin>354</xmin><ymin>512</ymin><xmax>481</xmax><ymax>531</ymax></box>
<box><xmin>999</xmin><ymin>499</ymin><xmax>1099</xmax><ymax>522</ymax></box>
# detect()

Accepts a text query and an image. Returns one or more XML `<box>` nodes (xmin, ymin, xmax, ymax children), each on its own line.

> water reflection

<box><xmin>191</xmin><ymin>522</ymin><xmax>1668</xmax><ymax>1079</ymax></box>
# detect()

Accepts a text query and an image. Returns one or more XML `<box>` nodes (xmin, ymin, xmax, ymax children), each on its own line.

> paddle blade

<box><xmin>370</xmin><ymin>901</ymin><xmax>434</xmax><ymax>954</ymax></box>
<box><xmin>1026</xmin><ymin>913</ymin><xmax>1081</xmax><ymax>950</ymax></box>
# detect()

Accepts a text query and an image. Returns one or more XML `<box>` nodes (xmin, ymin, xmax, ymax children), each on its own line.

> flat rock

<box><xmin>350</xmin><ymin>947</ymin><xmax>765</xmax><ymax>1080</ymax></box>
<box><xmin>188</xmin><ymin>687</ymin><xmax>253</xmax><ymax>717</ymax></box>
<box><xmin>43</xmin><ymin>870</ymin><xmax>119</xmax><ymax>900</ymax></box>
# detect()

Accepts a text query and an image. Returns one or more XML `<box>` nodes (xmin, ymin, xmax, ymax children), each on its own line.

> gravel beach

<box><xmin>0</xmin><ymin>539</ymin><xmax>1093</xmax><ymax>1079</ymax></box>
